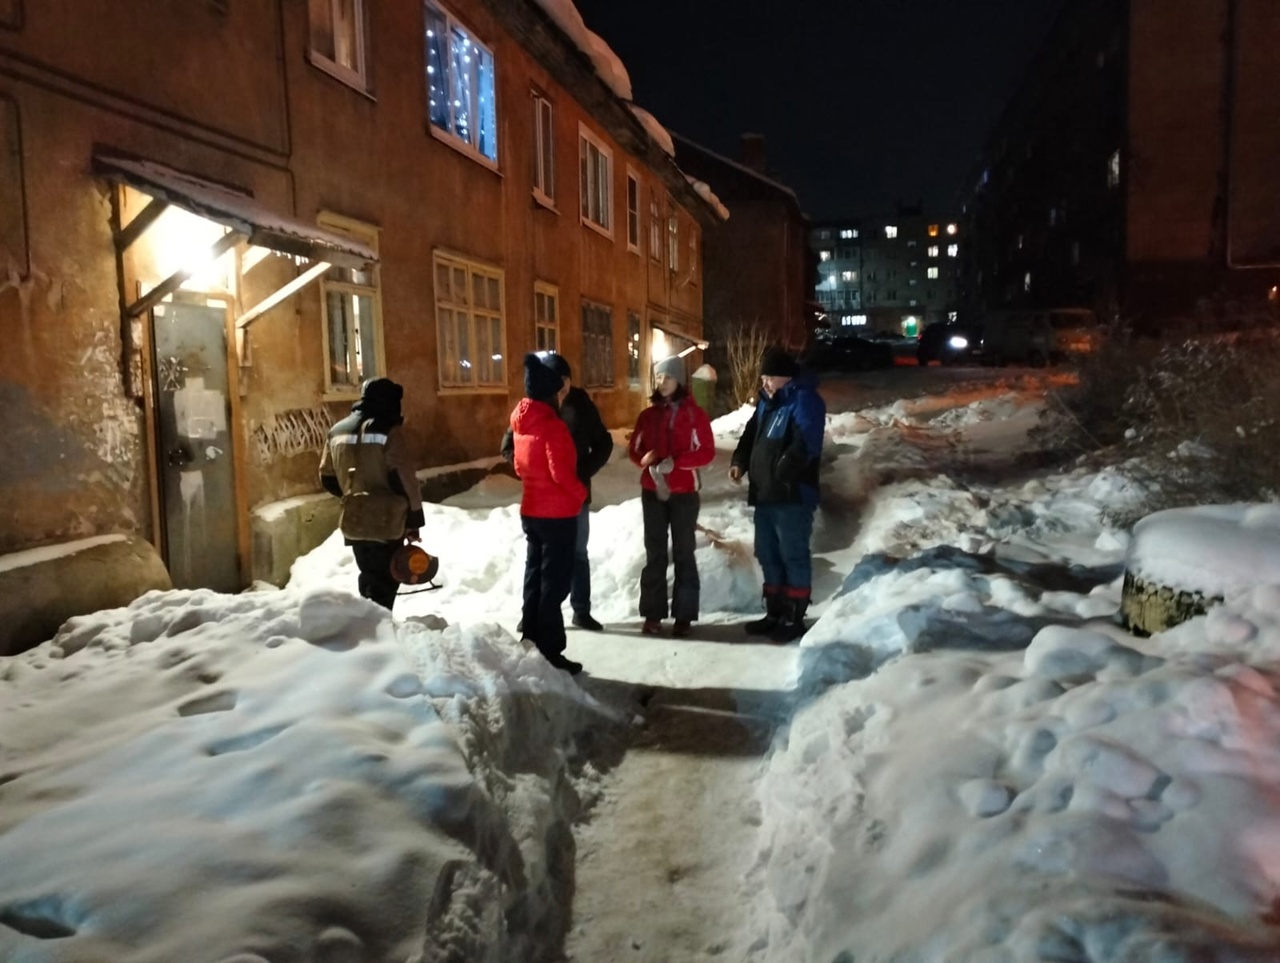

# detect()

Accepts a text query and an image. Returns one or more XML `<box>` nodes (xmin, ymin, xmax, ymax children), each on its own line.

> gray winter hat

<box><xmin>654</xmin><ymin>356</ymin><xmax>686</xmax><ymax>385</ymax></box>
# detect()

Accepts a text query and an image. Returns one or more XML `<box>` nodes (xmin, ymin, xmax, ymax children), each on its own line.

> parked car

<box><xmin>808</xmin><ymin>336</ymin><xmax>894</xmax><ymax>371</ymax></box>
<box><xmin>982</xmin><ymin>307</ymin><xmax>1101</xmax><ymax>366</ymax></box>
<box><xmin>916</xmin><ymin>322</ymin><xmax>985</xmax><ymax>366</ymax></box>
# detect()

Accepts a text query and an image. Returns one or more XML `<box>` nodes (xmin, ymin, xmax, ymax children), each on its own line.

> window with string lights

<box><xmin>424</xmin><ymin>2</ymin><xmax>498</xmax><ymax>165</ymax></box>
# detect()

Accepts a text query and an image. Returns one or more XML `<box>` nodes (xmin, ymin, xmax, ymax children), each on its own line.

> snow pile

<box><xmin>629</xmin><ymin>104</ymin><xmax>673</xmax><ymax>156</ymax></box>
<box><xmin>1128</xmin><ymin>503</ymin><xmax>1280</xmax><ymax>598</ymax></box>
<box><xmin>685</xmin><ymin>174</ymin><xmax>731</xmax><ymax>220</ymax></box>
<box><xmin>532</xmin><ymin>0</ymin><xmax>632</xmax><ymax>101</ymax></box>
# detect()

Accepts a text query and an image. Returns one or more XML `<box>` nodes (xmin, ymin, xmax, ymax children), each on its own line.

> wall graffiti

<box><xmin>252</xmin><ymin>406</ymin><xmax>331</xmax><ymax>463</ymax></box>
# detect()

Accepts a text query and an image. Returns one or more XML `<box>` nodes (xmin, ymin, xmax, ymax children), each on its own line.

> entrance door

<box><xmin>151</xmin><ymin>298</ymin><xmax>240</xmax><ymax>592</ymax></box>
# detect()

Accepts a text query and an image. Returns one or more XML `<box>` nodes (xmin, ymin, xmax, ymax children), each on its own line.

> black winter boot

<box><xmin>770</xmin><ymin>593</ymin><xmax>811</xmax><ymax>644</ymax></box>
<box><xmin>745</xmin><ymin>585</ymin><xmax>785</xmax><ymax>636</ymax></box>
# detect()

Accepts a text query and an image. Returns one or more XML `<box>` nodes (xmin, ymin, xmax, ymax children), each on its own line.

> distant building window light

<box><xmin>927</xmin><ymin>224</ymin><xmax>939</xmax><ymax>237</ymax></box>
<box><xmin>947</xmin><ymin>244</ymin><xmax>958</xmax><ymax>257</ymax></box>
<box><xmin>842</xmin><ymin>314</ymin><xmax>867</xmax><ymax>326</ymax></box>
<box><xmin>819</xmin><ymin>250</ymin><xmax>832</xmax><ymax>261</ymax></box>
<box><xmin>926</xmin><ymin>266</ymin><xmax>939</xmax><ymax>279</ymax></box>
<box><xmin>839</xmin><ymin>228</ymin><xmax>857</xmax><ymax>239</ymax></box>
<box><xmin>945</xmin><ymin>223</ymin><xmax>957</xmax><ymax>235</ymax></box>
<box><xmin>947</xmin><ymin>311</ymin><xmax>957</xmax><ymax>321</ymax></box>
<box><xmin>927</xmin><ymin>245</ymin><xmax>939</xmax><ymax>258</ymax></box>
<box><xmin>841</xmin><ymin>270</ymin><xmax>856</xmax><ymax>281</ymax></box>
<box><xmin>818</xmin><ymin>229</ymin><xmax>831</xmax><ymax>240</ymax></box>
<box><xmin>1049</xmin><ymin>207</ymin><xmax>1057</xmax><ymax>227</ymax></box>
<box><xmin>884</xmin><ymin>225</ymin><xmax>898</xmax><ymax>239</ymax></box>
<box><xmin>1107</xmin><ymin>149</ymin><xmax>1121</xmax><ymax>188</ymax></box>
<box><xmin>1024</xmin><ymin>271</ymin><xmax>1032</xmax><ymax>292</ymax></box>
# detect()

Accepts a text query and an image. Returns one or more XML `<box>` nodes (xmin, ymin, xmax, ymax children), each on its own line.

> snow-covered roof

<box><xmin>531</xmin><ymin>0</ymin><xmax>632</xmax><ymax>101</ymax></box>
<box><xmin>685</xmin><ymin>175</ymin><xmax>730</xmax><ymax>221</ymax></box>
<box><xmin>671</xmin><ymin>133</ymin><xmax>800</xmax><ymax>204</ymax></box>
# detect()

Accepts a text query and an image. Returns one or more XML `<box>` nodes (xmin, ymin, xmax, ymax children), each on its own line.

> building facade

<box><xmin>960</xmin><ymin>0</ymin><xmax>1280</xmax><ymax>326</ymax></box>
<box><xmin>0</xmin><ymin>0</ymin><xmax>717</xmax><ymax>631</ymax></box>
<box><xmin>811</xmin><ymin>204</ymin><xmax>962</xmax><ymax>339</ymax></box>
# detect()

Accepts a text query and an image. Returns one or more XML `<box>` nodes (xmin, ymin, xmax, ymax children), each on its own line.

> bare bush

<box><xmin>720</xmin><ymin>321</ymin><xmax>774</xmax><ymax>408</ymax></box>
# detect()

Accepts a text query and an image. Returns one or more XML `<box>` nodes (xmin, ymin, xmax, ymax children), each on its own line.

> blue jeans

<box><xmin>753</xmin><ymin>503</ymin><xmax>815</xmax><ymax>590</ymax></box>
<box><xmin>570</xmin><ymin>503</ymin><xmax>592</xmax><ymax>616</ymax></box>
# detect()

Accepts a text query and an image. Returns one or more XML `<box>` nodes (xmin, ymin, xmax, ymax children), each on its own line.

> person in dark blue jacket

<box><xmin>729</xmin><ymin>348</ymin><xmax>826</xmax><ymax>642</ymax></box>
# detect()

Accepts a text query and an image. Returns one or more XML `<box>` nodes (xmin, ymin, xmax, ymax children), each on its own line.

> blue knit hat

<box><xmin>524</xmin><ymin>353</ymin><xmax>564</xmax><ymax>401</ymax></box>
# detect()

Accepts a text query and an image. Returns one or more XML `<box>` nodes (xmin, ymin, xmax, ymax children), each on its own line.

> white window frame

<box><xmin>532</xmin><ymin>91</ymin><xmax>554</xmax><ymax>206</ymax></box>
<box><xmin>579</xmin><ymin>125</ymin><xmax>613</xmax><ymax>235</ymax></box>
<box><xmin>425</xmin><ymin>2</ymin><xmax>499</xmax><ymax>167</ymax></box>
<box><xmin>534</xmin><ymin>281</ymin><xmax>559</xmax><ymax>352</ymax></box>
<box><xmin>433</xmin><ymin>250</ymin><xmax>507</xmax><ymax>391</ymax></box>
<box><xmin>308</xmin><ymin>0</ymin><xmax>369</xmax><ymax>91</ymax></box>
<box><xmin>625</xmin><ymin>168</ymin><xmax>641</xmax><ymax>253</ymax></box>
<box><xmin>318</xmin><ymin>213</ymin><xmax>384</xmax><ymax>399</ymax></box>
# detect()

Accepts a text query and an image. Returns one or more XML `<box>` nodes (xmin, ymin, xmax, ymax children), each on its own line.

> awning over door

<box><xmin>93</xmin><ymin>149</ymin><xmax>377</xmax><ymax>272</ymax></box>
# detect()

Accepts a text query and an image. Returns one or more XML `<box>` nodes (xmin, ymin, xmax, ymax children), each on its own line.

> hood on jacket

<box><xmin>352</xmin><ymin>377</ymin><xmax>404</xmax><ymax>428</ymax></box>
<box><xmin>510</xmin><ymin>396</ymin><xmax>560</xmax><ymax>433</ymax></box>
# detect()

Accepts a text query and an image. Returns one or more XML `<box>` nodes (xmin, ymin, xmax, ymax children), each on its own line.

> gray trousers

<box><xmin>639</xmin><ymin>489</ymin><xmax>700</xmax><ymax>622</ymax></box>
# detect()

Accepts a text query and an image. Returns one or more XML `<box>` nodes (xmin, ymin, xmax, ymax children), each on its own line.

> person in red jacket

<box><xmin>510</xmin><ymin>353</ymin><xmax>588</xmax><ymax>674</ymax></box>
<box><xmin>628</xmin><ymin>355</ymin><xmax>716</xmax><ymax>637</ymax></box>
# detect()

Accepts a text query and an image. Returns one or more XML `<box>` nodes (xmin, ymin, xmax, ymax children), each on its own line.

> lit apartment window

<box><xmin>946</xmin><ymin>223</ymin><xmax>957</xmax><ymax>235</ymax></box>
<box><xmin>839</xmin><ymin>228</ymin><xmax>857</xmax><ymax>239</ymax></box>
<box><xmin>579</xmin><ymin>126</ymin><xmax>613</xmax><ymax>233</ymax></box>
<box><xmin>927</xmin><ymin>224</ymin><xmax>939</xmax><ymax>237</ymax></box>
<box><xmin>667</xmin><ymin>210</ymin><xmax>679</xmax><ymax>272</ymax></box>
<box><xmin>1024</xmin><ymin>271</ymin><xmax>1032</xmax><ymax>292</ymax></box>
<box><xmin>309</xmin><ymin>0</ymin><xmax>368</xmax><ymax>90</ymax></box>
<box><xmin>582</xmin><ymin>301</ymin><xmax>614</xmax><ymax>387</ymax></box>
<box><xmin>626</xmin><ymin>171</ymin><xmax>640</xmax><ymax>252</ymax></box>
<box><xmin>319</xmin><ymin>214</ymin><xmax>382</xmax><ymax>395</ymax></box>
<box><xmin>947</xmin><ymin>244</ymin><xmax>958</xmax><ymax>257</ymax></box>
<box><xmin>841</xmin><ymin>270</ymin><xmax>856</xmax><ymax>282</ymax></box>
<box><xmin>842</xmin><ymin>314</ymin><xmax>867</xmax><ymax>327</ymax></box>
<box><xmin>819</xmin><ymin>250</ymin><xmax>832</xmax><ymax>261</ymax></box>
<box><xmin>534</xmin><ymin>281</ymin><xmax>558</xmax><ymax>352</ymax></box>
<box><xmin>927</xmin><ymin>245</ymin><xmax>939</xmax><ymax>257</ymax></box>
<box><xmin>1107</xmin><ymin>149</ymin><xmax>1121</xmax><ymax>188</ymax></box>
<box><xmin>649</xmin><ymin>194</ymin><xmax>661</xmax><ymax>262</ymax></box>
<box><xmin>434</xmin><ymin>250</ymin><xmax>505</xmax><ymax>388</ymax></box>
<box><xmin>532</xmin><ymin>92</ymin><xmax>554</xmax><ymax>203</ymax></box>
<box><xmin>927</xmin><ymin>266</ymin><xmax>939</xmax><ymax>279</ymax></box>
<box><xmin>627</xmin><ymin>311</ymin><xmax>642</xmax><ymax>386</ymax></box>
<box><xmin>425</xmin><ymin>3</ymin><xmax>498</xmax><ymax>163</ymax></box>
<box><xmin>884</xmin><ymin>225</ymin><xmax>898</xmax><ymax>239</ymax></box>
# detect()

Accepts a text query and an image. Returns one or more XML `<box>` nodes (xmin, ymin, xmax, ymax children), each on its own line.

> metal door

<box><xmin>151</xmin><ymin>299</ymin><xmax>240</xmax><ymax>592</ymax></box>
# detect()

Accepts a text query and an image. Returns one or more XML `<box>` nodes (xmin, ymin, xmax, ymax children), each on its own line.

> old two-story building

<box><xmin>0</xmin><ymin>0</ymin><xmax>722</xmax><ymax>653</ymax></box>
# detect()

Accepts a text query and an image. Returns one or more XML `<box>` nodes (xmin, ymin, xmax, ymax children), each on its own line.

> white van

<box><xmin>982</xmin><ymin>307</ymin><xmax>1100</xmax><ymax>366</ymax></box>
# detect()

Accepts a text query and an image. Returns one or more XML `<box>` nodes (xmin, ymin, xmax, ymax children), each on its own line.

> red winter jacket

<box><xmin>628</xmin><ymin>392</ymin><xmax>716</xmax><ymax>495</ymax></box>
<box><xmin>510</xmin><ymin>398</ymin><xmax>587</xmax><ymax>518</ymax></box>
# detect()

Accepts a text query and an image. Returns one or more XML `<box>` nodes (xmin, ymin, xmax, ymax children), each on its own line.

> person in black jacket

<box><xmin>319</xmin><ymin>378</ymin><xmax>424</xmax><ymax>611</ymax></box>
<box><xmin>729</xmin><ymin>348</ymin><xmax>826</xmax><ymax>642</ymax></box>
<box><xmin>539</xmin><ymin>352</ymin><xmax>613</xmax><ymax>629</ymax></box>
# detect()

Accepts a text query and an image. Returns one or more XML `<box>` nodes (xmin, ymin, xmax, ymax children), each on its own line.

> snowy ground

<box><xmin>4</xmin><ymin>367</ymin><xmax>1280</xmax><ymax>962</ymax></box>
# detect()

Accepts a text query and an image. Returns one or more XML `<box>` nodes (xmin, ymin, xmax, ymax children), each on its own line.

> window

<box><xmin>841</xmin><ymin>314</ymin><xmax>867</xmax><ymax>327</ymax></box>
<box><xmin>927</xmin><ymin>224</ymin><xmax>939</xmax><ymax>237</ymax></box>
<box><xmin>839</xmin><ymin>228</ymin><xmax>858</xmax><ymax>239</ymax></box>
<box><xmin>581</xmin><ymin>301</ymin><xmax>614</xmax><ymax>387</ymax></box>
<box><xmin>947</xmin><ymin>244</ymin><xmax>958</xmax><ymax>257</ymax></box>
<box><xmin>579</xmin><ymin>126</ymin><xmax>612</xmax><ymax>233</ymax></box>
<box><xmin>534</xmin><ymin>281</ymin><xmax>558</xmax><ymax>352</ymax></box>
<box><xmin>927</xmin><ymin>245</ymin><xmax>939</xmax><ymax>258</ymax></box>
<box><xmin>434</xmin><ymin>251</ymin><xmax>505</xmax><ymax>388</ymax></box>
<box><xmin>532</xmin><ymin>92</ymin><xmax>554</xmax><ymax>203</ymax></box>
<box><xmin>688</xmin><ymin>231</ymin><xmax>697</xmax><ymax>283</ymax></box>
<box><xmin>309</xmin><ymin>0</ymin><xmax>367</xmax><ymax>89</ymax></box>
<box><xmin>884</xmin><ymin>225</ymin><xmax>898</xmax><ymax>238</ymax></box>
<box><xmin>819</xmin><ymin>250</ymin><xmax>832</xmax><ymax>261</ymax></box>
<box><xmin>1107</xmin><ymin>149</ymin><xmax>1121</xmax><ymax>188</ymax></box>
<box><xmin>841</xmin><ymin>270</ymin><xmax>856</xmax><ymax>282</ymax></box>
<box><xmin>649</xmin><ymin>194</ymin><xmax>661</xmax><ymax>261</ymax></box>
<box><xmin>927</xmin><ymin>266</ymin><xmax>939</xmax><ymax>279</ymax></box>
<box><xmin>425</xmin><ymin>3</ymin><xmax>498</xmax><ymax>163</ymax></box>
<box><xmin>319</xmin><ymin>215</ymin><xmax>383</xmax><ymax>396</ymax></box>
<box><xmin>626</xmin><ymin>170</ymin><xmax>640</xmax><ymax>252</ymax></box>
<box><xmin>1024</xmin><ymin>271</ymin><xmax>1032</xmax><ymax>292</ymax></box>
<box><xmin>0</xmin><ymin>95</ymin><xmax>25</xmax><ymax>276</ymax></box>
<box><xmin>627</xmin><ymin>311</ymin><xmax>642</xmax><ymax>386</ymax></box>
<box><xmin>667</xmin><ymin>210</ymin><xmax>679</xmax><ymax>273</ymax></box>
<box><xmin>946</xmin><ymin>223</ymin><xmax>957</xmax><ymax>235</ymax></box>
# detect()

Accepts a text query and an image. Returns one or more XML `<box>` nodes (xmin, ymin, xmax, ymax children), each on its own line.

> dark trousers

<box><xmin>639</xmin><ymin>490</ymin><xmax>700</xmax><ymax>622</ymax></box>
<box><xmin>570</xmin><ymin>503</ymin><xmax>592</xmax><ymax>616</ymax></box>
<box><xmin>521</xmin><ymin>514</ymin><xmax>578</xmax><ymax>657</ymax></box>
<box><xmin>753</xmin><ymin>503</ymin><xmax>816</xmax><ymax>590</ymax></box>
<box><xmin>351</xmin><ymin>540</ymin><xmax>401</xmax><ymax>610</ymax></box>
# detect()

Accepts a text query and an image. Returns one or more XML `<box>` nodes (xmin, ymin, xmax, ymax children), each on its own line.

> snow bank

<box><xmin>1128</xmin><ymin>504</ymin><xmax>1280</xmax><ymax>598</ymax></box>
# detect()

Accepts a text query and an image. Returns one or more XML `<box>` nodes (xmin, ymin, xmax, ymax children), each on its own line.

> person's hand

<box><xmin>653</xmin><ymin>457</ymin><xmax>675</xmax><ymax>475</ymax></box>
<box><xmin>406</xmin><ymin>529</ymin><xmax>421</xmax><ymax>543</ymax></box>
<box><xmin>639</xmin><ymin>450</ymin><xmax>657</xmax><ymax>468</ymax></box>
<box><xmin>728</xmin><ymin>465</ymin><xmax>743</xmax><ymax>483</ymax></box>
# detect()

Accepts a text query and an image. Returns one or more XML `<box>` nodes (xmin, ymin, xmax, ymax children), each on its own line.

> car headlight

<box><xmin>947</xmin><ymin>336</ymin><xmax>969</xmax><ymax>350</ymax></box>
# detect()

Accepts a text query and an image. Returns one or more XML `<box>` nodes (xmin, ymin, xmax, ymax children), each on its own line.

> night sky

<box><xmin>572</xmin><ymin>0</ymin><xmax>1065</xmax><ymax>221</ymax></box>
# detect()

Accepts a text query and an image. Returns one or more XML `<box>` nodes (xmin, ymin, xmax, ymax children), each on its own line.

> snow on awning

<box><xmin>93</xmin><ymin>150</ymin><xmax>378</xmax><ymax>273</ymax></box>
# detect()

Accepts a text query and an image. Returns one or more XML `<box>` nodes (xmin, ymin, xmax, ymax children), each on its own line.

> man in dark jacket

<box><xmin>539</xmin><ymin>352</ymin><xmax>613</xmax><ymax>630</ymax></box>
<box><xmin>729</xmin><ymin>348</ymin><xmax>826</xmax><ymax>642</ymax></box>
<box><xmin>319</xmin><ymin>378</ymin><xmax>424</xmax><ymax>611</ymax></box>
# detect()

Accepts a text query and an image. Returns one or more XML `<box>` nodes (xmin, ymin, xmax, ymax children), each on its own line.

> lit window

<box><xmin>839</xmin><ymin>228</ymin><xmax>857</xmax><ymax>239</ymax></box>
<box><xmin>532</xmin><ymin>92</ymin><xmax>554</xmax><ymax>203</ymax></box>
<box><xmin>841</xmin><ymin>270</ymin><xmax>856</xmax><ymax>282</ymax></box>
<box><xmin>1107</xmin><ymin>149</ymin><xmax>1121</xmax><ymax>188</ymax></box>
<box><xmin>309</xmin><ymin>0</ymin><xmax>368</xmax><ymax>90</ymax></box>
<box><xmin>927</xmin><ymin>224</ymin><xmax>939</xmax><ymax>237</ymax></box>
<box><xmin>947</xmin><ymin>311</ymin><xmax>957</xmax><ymax>321</ymax></box>
<box><xmin>947</xmin><ymin>244</ymin><xmax>958</xmax><ymax>257</ymax></box>
<box><xmin>819</xmin><ymin>250</ymin><xmax>832</xmax><ymax>261</ymax></box>
<box><xmin>434</xmin><ymin>250</ymin><xmax>505</xmax><ymax>388</ymax></box>
<box><xmin>319</xmin><ymin>214</ymin><xmax>382</xmax><ymax>396</ymax></box>
<box><xmin>579</xmin><ymin>126</ymin><xmax>613</xmax><ymax>233</ymax></box>
<box><xmin>927</xmin><ymin>266</ymin><xmax>939</xmax><ymax>279</ymax></box>
<box><xmin>425</xmin><ymin>3</ymin><xmax>498</xmax><ymax>163</ymax></box>
<box><xmin>1024</xmin><ymin>271</ymin><xmax>1032</xmax><ymax>292</ymax></box>
<box><xmin>884</xmin><ymin>225</ymin><xmax>898</xmax><ymax>239</ymax></box>
<box><xmin>927</xmin><ymin>245</ymin><xmax>939</xmax><ymax>258</ymax></box>
<box><xmin>945</xmin><ymin>223</ymin><xmax>957</xmax><ymax>235</ymax></box>
<box><xmin>627</xmin><ymin>311</ymin><xmax>642</xmax><ymax>386</ymax></box>
<box><xmin>841</xmin><ymin>314</ymin><xmax>867</xmax><ymax>327</ymax></box>
<box><xmin>581</xmin><ymin>301</ymin><xmax>614</xmax><ymax>387</ymax></box>
<box><xmin>534</xmin><ymin>281</ymin><xmax>558</xmax><ymax>352</ymax></box>
<box><xmin>626</xmin><ymin>170</ymin><xmax>640</xmax><ymax>253</ymax></box>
